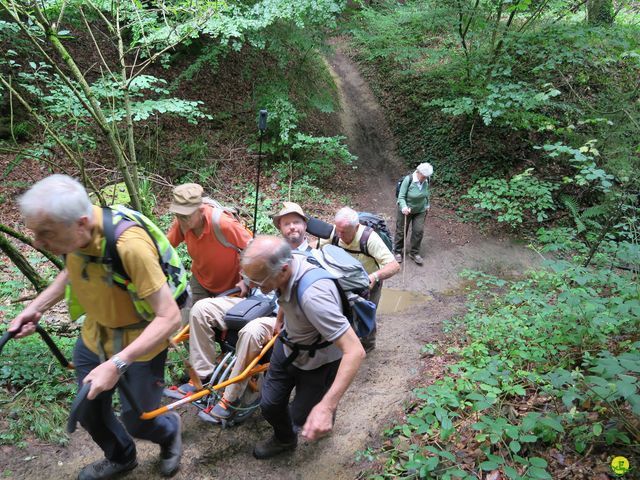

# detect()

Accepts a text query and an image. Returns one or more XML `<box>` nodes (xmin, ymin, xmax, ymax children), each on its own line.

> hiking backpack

<box><xmin>296</xmin><ymin>245</ymin><xmax>376</xmax><ymax>338</ymax></box>
<box><xmin>66</xmin><ymin>205</ymin><xmax>190</xmax><ymax>322</ymax></box>
<box><xmin>395</xmin><ymin>174</ymin><xmax>412</xmax><ymax>198</ymax></box>
<box><xmin>331</xmin><ymin>212</ymin><xmax>393</xmax><ymax>259</ymax></box>
<box><xmin>202</xmin><ymin>197</ymin><xmax>252</xmax><ymax>252</ymax></box>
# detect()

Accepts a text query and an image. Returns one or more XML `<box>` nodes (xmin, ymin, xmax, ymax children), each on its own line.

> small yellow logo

<box><xmin>611</xmin><ymin>456</ymin><xmax>630</xmax><ymax>476</ymax></box>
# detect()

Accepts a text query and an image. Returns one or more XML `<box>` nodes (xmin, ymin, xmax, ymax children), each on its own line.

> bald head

<box><xmin>241</xmin><ymin>236</ymin><xmax>293</xmax><ymax>293</ymax></box>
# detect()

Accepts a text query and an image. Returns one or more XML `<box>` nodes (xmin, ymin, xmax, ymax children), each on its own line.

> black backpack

<box><xmin>395</xmin><ymin>174</ymin><xmax>412</xmax><ymax>198</ymax></box>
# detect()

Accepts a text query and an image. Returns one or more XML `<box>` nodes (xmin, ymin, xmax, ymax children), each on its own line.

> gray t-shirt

<box><xmin>278</xmin><ymin>255</ymin><xmax>350</xmax><ymax>370</ymax></box>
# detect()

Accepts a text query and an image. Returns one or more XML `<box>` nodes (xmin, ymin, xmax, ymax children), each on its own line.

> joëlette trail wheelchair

<box><xmin>163</xmin><ymin>289</ymin><xmax>278</xmax><ymax>427</ymax></box>
<box><xmin>0</xmin><ymin>289</ymin><xmax>278</xmax><ymax>432</ymax></box>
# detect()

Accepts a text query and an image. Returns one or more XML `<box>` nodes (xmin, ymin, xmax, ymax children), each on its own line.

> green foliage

<box><xmin>463</xmin><ymin>169</ymin><xmax>558</xmax><ymax>226</ymax></box>
<box><xmin>346</xmin><ymin>1</ymin><xmax>640</xmax><ymax>223</ymax></box>
<box><xmin>0</xmin><ymin>331</ymin><xmax>76</xmax><ymax>446</ymax></box>
<box><xmin>539</xmin><ymin>141</ymin><xmax>614</xmax><ymax>193</ymax></box>
<box><xmin>259</xmin><ymin>95</ymin><xmax>355</xmax><ymax>186</ymax></box>
<box><xmin>370</xmin><ymin>228</ymin><xmax>639</xmax><ymax>478</ymax></box>
<box><xmin>235</xmin><ymin>186</ymin><xmax>278</xmax><ymax>236</ymax></box>
<box><xmin>429</xmin><ymin>82</ymin><xmax>562</xmax><ymax>130</ymax></box>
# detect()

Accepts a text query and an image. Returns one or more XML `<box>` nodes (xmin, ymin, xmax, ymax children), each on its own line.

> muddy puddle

<box><xmin>377</xmin><ymin>287</ymin><xmax>431</xmax><ymax>315</ymax></box>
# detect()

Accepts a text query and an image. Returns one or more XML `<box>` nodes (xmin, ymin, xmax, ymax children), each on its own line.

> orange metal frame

<box><xmin>140</xmin><ymin>329</ymin><xmax>277</xmax><ymax>420</ymax></box>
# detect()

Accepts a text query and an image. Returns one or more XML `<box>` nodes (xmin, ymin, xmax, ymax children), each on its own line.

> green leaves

<box><xmin>463</xmin><ymin>169</ymin><xmax>558</xmax><ymax>227</ymax></box>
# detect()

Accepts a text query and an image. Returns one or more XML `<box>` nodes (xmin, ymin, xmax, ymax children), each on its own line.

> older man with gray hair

<box><xmin>320</xmin><ymin>207</ymin><xmax>400</xmax><ymax>351</ymax></box>
<box><xmin>10</xmin><ymin>175</ymin><xmax>183</xmax><ymax>479</ymax></box>
<box><xmin>241</xmin><ymin>236</ymin><xmax>365</xmax><ymax>459</ymax></box>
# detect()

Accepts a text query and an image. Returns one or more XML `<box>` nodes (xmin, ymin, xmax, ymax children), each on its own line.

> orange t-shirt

<box><xmin>167</xmin><ymin>204</ymin><xmax>251</xmax><ymax>294</ymax></box>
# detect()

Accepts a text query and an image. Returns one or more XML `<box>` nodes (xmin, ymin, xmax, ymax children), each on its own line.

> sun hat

<box><xmin>272</xmin><ymin>202</ymin><xmax>308</xmax><ymax>229</ymax></box>
<box><xmin>169</xmin><ymin>183</ymin><xmax>203</xmax><ymax>215</ymax></box>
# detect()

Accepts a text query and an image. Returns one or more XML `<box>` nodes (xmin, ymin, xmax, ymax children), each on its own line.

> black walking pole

<box><xmin>252</xmin><ymin>109</ymin><xmax>268</xmax><ymax>237</ymax></box>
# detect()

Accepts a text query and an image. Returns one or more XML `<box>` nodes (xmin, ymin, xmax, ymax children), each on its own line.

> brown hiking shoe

<box><xmin>253</xmin><ymin>435</ymin><xmax>297</xmax><ymax>459</ymax></box>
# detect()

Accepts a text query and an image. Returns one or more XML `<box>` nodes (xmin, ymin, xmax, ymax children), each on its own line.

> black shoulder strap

<box><xmin>359</xmin><ymin>226</ymin><xmax>372</xmax><ymax>258</ymax></box>
<box><xmin>401</xmin><ymin>174</ymin><xmax>412</xmax><ymax>197</ymax></box>
<box><xmin>101</xmin><ymin>207</ymin><xmax>139</xmax><ymax>286</ymax></box>
<box><xmin>102</xmin><ymin>207</ymin><xmax>122</xmax><ymax>277</ymax></box>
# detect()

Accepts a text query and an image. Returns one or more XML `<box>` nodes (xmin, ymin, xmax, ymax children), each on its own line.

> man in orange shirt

<box><xmin>167</xmin><ymin>183</ymin><xmax>255</xmax><ymax>396</ymax></box>
<box><xmin>166</xmin><ymin>183</ymin><xmax>251</xmax><ymax>302</ymax></box>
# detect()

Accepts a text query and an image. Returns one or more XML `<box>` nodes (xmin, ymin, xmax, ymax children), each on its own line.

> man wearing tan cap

<box><xmin>166</xmin><ymin>183</ymin><xmax>253</xmax><ymax>398</ymax></box>
<box><xmin>167</xmin><ymin>183</ymin><xmax>252</xmax><ymax>302</ymax></box>
<box><xmin>172</xmin><ymin>202</ymin><xmax>314</xmax><ymax>420</ymax></box>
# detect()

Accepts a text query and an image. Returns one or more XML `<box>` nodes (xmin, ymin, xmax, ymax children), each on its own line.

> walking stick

<box><xmin>252</xmin><ymin>110</ymin><xmax>268</xmax><ymax>237</ymax></box>
<box><xmin>402</xmin><ymin>213</ymin><xmax>407</xmax><ymax>285</ymax></box>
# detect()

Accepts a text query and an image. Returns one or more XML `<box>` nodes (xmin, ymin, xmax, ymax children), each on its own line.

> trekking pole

<box><xmin>252</xmin><ymin>110</ymin><xmax>268</xmax><ymax>237</ymax></box>
<box><xmin>402</xmin><ymin>213</ymin><xmax>407</xmax><ymax>286</ymax></box>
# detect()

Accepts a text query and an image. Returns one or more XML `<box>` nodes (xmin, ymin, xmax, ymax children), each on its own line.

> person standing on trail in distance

<box><xmin>242</xmin><ymin>236</ymin><xmax>366</xmax><ymax>459</ymax></box>
<box><xmin>321</xmin><ymin>207</ymin><xmax>400</xmax><ymax>351</ymax></box>
<box><xmin>394</xmin><ymin>162</ymin><xmax>433</xmax><ymax>266</ymax></box>
<box><xmin>9</xmin><ymin>175</ymin><xmax>184</xmax><ymax>479</ymax></box>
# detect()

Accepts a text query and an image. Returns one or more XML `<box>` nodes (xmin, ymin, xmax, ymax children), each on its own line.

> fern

<box><xmin>561</xmin><ymin>195</ymin><xmax>586</xmax><ymax>233</ymax></box>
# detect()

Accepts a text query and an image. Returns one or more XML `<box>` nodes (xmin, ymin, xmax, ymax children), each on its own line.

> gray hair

<box><xmin>18</xmin><ymin>174</ymin><xmax>93</xmax><ymax>224</ymax></box>
<box><xmin>335</xmin><ymin>207</ymin><xmax>359</xmax><ymax>227</ymax></box>
<box><xmin>241</xmin><ymin>236</ymin><xmax>293</xmax><ymax>276</ymax></box>
<box><xmin>416</xmin><ymin>162</ymin><xmax>433</xmax><ymax>177</ymax></box>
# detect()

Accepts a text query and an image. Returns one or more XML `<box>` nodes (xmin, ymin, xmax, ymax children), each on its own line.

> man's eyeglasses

<box><xmin>241</xmin><ymin>271</ymin><xmax>273</xmax><ymax>287</ymax></box>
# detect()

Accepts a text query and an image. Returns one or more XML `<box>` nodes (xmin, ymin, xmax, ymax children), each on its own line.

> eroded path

<box><xmin>1</xmin><ymin>42</ymin><xmax>539</xmax><ymax>480</ymax></box>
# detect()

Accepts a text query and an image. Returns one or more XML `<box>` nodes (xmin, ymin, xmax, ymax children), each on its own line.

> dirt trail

<box><xmin>1</xmin><ymin>44</ymin><xmax>540</xmax><ymax>480</ymax></box>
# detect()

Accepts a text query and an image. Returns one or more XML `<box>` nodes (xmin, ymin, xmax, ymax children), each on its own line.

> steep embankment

<box><xmin>0</xmin><ymin>41</ymin><xmax>539</xmax><ymax>480</ymax></box>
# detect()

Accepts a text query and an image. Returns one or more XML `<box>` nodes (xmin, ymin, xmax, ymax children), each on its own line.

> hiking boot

<box><xmin>164</xmin><ymin>378</ymin><xmax>205</xmax><ymax>399</ymax></box>
<box><xmin>159</xmin><ymin>412</ymin><xmax>182</xmax><ymax>477</ymax></box>
<box><xmin>253</xmin><ymin>435</ymin><xmax>297</xmax><ymax>459</ymax></box>
<box><xmin>409</xmin><ymin>254</ymin><xmax>424</xmax><ymax>266</ymax></box>
<box><xmin>394</xmin><ymin>253</ymin><xmax>403</xmax><ymax>263</ymax></box>
<box><xmin>210</xmin><ymin>397</ymin><xmax>240</xmax><ymax>420</ymax></box>
<box><xmin>77</xmin><ymin>457</ymin><xmax>137</xmax><ymax>480</ymax></box>
<box><xmin>177</xmin><ymin>380</ymin><xmax>199</xmax><ymax>395</ymax></box>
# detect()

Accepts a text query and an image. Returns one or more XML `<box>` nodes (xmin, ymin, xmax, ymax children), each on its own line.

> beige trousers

<box><xmin>189</xmin><ymin>296</ymin><xmax>276</xmax><ymax>402</ymax></box>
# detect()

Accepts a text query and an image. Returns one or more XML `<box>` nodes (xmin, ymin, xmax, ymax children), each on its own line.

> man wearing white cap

<box><xmin>394</xmin><ymin>162</ymin><xmax>434</xmax><ymax>266</ymax></box>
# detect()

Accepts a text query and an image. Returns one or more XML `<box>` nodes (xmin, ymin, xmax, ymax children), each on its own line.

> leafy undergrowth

<box><xmin>0</xmin><ymin>330</ymin><xmax>76</xmax><ymax>447</ymax></box>
<box><xmin>367</xmin><ymin>231</ymin><xmax>639</xmax><ymax>479</ymax></box>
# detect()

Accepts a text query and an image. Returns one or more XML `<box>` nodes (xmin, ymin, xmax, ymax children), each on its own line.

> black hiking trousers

<box><xmin>73</xmin><ymin>337</ymin><xmax>179</xmax><ymax>464</ymax></box>
<box><xmin>259</xmin><ymin>339</ymin><xmax>340</xmax><ymax>443</ymax></box>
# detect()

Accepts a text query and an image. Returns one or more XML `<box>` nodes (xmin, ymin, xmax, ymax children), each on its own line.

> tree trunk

<box><xmin>0</xmin><ymin>233</ymin><xmax>48</xmax><ymax>292</ymax></box>
<box><xmin>587</xmin><ymin>0</ymin><xmax>613</xmax><ymax>26</ymax></box>
<box><xmin>0</xmin><ymin>223</ymin><xmax>65</xmax><ymax>270</ymax></box>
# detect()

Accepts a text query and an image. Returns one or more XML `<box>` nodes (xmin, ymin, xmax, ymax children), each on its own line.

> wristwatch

<box><xmin>373</xmin><ymin>272</ymin><xmax>380</xmax><ymax>283</ymax></box>
<box><xmin>111</xmin><ymin>355</ymin><xmax>129</xmax><ymax>375</ymax></box>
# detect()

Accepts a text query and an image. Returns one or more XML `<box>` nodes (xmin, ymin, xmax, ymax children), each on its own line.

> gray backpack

<box><xmin>305</xmin><ymin>245</ymin><xmax>370</xmax><ymax>295</ymax></box>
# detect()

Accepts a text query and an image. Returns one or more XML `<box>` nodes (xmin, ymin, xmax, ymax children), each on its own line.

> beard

<box><xmin>285</xmin><ymin>231</ymin><xmax>303</xmax><ymax>247</ymax></box>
